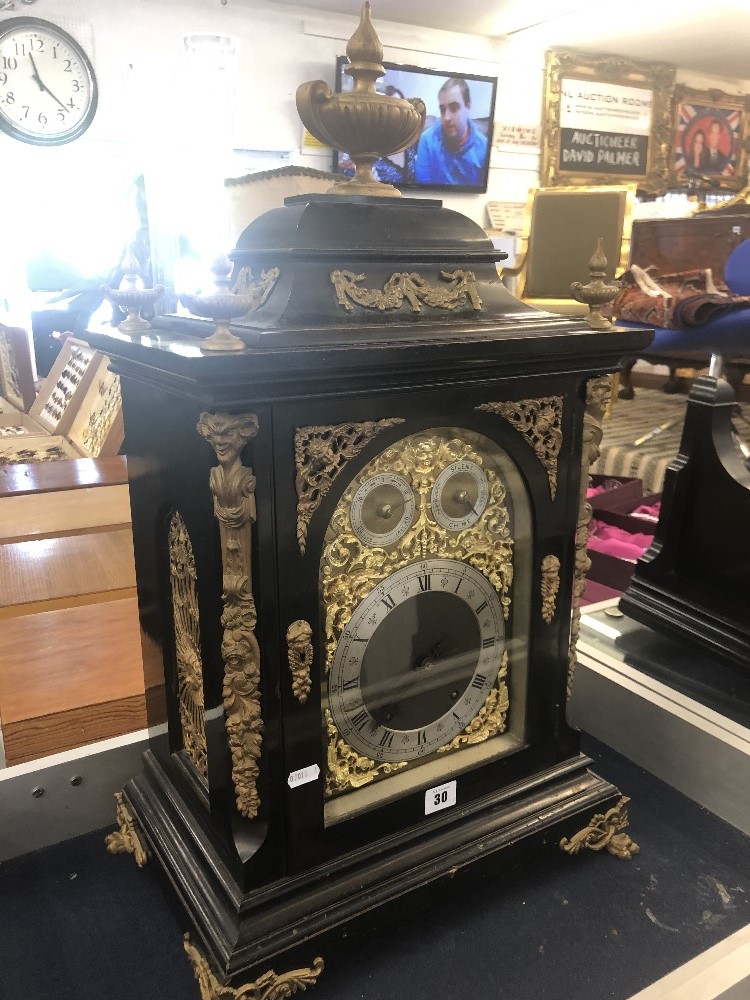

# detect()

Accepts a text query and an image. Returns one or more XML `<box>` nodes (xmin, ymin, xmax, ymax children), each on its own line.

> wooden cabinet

<box><xmin>629</xmin><ymin>213</ymin><xmax>750</xmax><ymax>277</ymax></box>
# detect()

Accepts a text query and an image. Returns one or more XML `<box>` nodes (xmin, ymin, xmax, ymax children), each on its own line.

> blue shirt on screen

<box><xmin>415</xmin><ymin>119</ymin><xmax>488</xmax><ymax>186</ymax></box>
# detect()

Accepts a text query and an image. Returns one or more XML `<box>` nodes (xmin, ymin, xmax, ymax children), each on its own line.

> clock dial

<box><xmin>0</xmin><ymin>18</ymin><xmax>97</xmax><ymax>145</ymax></box>
<box><xmin>328</xmin><ymin>558</ymin><xmax>504</xmax><ymax>762</ymax></box>
<box><xmin>431</xmin><ymin>460</ymin><xmax>489</xmax><ymax>531</ymax></box>
<box><xmin>322</xmin><ymin>428</ymin><xmax>525</xmax><ymax>811</ymax></box>
<box><xmin>350</xmin><ymin>473</ymin><xmax>415</xmax><ymax>547</ymax></box>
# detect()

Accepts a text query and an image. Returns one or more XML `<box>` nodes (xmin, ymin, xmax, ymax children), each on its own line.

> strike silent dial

<box><xmin>431</xmin><ymin>460</ymin><xmax>489</xmax><ymax>531</ymax></box>
<box><xmin>350</xmin><ymin>473</ymin><xmax>416</xmax><ymax>547</ymax></box>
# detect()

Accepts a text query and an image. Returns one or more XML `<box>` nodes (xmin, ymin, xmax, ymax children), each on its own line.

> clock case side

<box><xmin>115</xmin><ymin>375</ymin><xmax>288</xmax><ymax>893</ymax></box>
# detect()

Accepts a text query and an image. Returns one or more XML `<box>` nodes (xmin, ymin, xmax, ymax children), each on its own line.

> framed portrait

<box><xmin>669</xmin><ymin>85</ymin><xmax>750</xmax><ymax>191</ymax></box>
<box><xmin>541</xmin><ymin>49</ymin><xmax>675</xmax><ymax>196</ymax></box>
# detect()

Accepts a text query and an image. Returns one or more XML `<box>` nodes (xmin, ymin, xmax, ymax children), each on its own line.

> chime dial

<box><xmin>431</xmin><ymin>460</ymin><xmax>489</xmax><ymax>531</ymax></box>
<box><xmin>349</xmin><ymin>473</ymin><xmax>415</xmax><ymax>547</ymax></box>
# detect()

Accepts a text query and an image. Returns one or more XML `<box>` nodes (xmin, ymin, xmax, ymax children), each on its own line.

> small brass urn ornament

<box><xmin>296</xmin><ymin>2</ymin><xmax>425</xmax><ymax>197</ymax></box>
<box><xmin>570</xmin><ymin>238</ymin><xmax>621</xmax><ymax>331</ymax></box>
<box><xmin>102</xmin><ymin>246</ymin><xmax>164</xmax><ymax>333</ymax></box>
<box><xmin>180</xmin><ymin>255</ymin><xmax>258</xmax><ymax>352</ymax></box>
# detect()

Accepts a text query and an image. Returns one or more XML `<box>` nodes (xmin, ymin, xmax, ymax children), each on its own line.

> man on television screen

<box><xmin>415</xmin><ymin>77</ymin><xmax>488</xmax><ymax>186</ymax></box>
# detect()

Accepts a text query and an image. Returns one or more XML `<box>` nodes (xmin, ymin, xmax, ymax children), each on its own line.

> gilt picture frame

<box><xmin>541</xmin><ymin>49</ymin><xmax>675</xmax><ymax>196</ymax></box>
<box><xmin>669</xmin><ymin>84</ymin><xmax>750</xmax><ymax>192</ymax></box>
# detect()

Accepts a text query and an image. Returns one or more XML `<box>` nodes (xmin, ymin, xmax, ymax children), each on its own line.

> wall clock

<box><xmin>0</xmin><ymin>17</ymin><xmax>97</xmax><ymax>145</ymax></box>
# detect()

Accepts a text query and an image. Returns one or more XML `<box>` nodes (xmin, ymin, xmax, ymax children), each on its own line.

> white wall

<box><xmin>1</xmin><ymin>0</ymin><xmax>749</xmax><ymax>306</ymax></box>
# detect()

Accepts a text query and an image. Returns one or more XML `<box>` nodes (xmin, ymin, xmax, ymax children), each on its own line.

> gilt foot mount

<box><xmin>559</xmin><ymin>795</ymin><xmax>639</xmax><ymax>860</ymax></box>
<box><xmin>104</xmin><ymin>791</ymin><xmax>150</xmax><ymax>868</ymax></box>
<box><xmin>183</xmin><ymin>935</ymin><xmax>325</xmax><ymax>1000</ymax></box>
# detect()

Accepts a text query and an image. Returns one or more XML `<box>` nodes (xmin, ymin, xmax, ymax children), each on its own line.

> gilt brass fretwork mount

<box><xmin>296</xmin><ymin>2</ymin><xmax>425</xmax><ymax>197</ymax></box>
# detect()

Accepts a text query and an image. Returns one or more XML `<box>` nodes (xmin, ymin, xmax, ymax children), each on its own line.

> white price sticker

<box><xmin>287</xmin><ymin>764</ymin><xmax>320</xmax><ymax>789</ymax></box>
<box><xmin>425</xmin><ymin>780</ymin><xmax>457</xmax><ymax>816</ymax></box>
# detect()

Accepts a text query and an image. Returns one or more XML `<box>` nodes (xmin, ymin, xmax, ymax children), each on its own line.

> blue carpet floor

<box><xmin>1</xmin><ymin>735</ymin><xmax>748</xmax><ymax>1000</ymax></box>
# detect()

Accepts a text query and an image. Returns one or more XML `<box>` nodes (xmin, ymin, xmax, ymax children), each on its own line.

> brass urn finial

<box><xmin>346</xmin><ymin>1</ymin><xmax>385</xmax><ymax>89</ymax></box>
<box><xmin>570</xmin><ymin>238</ymin><xmax>621</xmax><ymax>331</ymax></box>
<box><xmin>296</xmin><ymin>2</ymin><xmax>425</xmax><ymax>197</ymax></box>
<box><xmin>101</xmin><ymin>244</ymin><xmax>164</xmax><ymax>333</ymax></box>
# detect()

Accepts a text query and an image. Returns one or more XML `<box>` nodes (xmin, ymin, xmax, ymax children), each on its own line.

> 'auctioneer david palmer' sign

<box><xmin>559</xmin><ymin>78</ymin><xmax>652</xmax><ymax>176</ymax></box>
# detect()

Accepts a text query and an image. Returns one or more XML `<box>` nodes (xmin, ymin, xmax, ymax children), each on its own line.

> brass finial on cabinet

<box><xmin>296</xmin><ymin>2</ymin><xmax>425</xmax><ymax>197</ymax></box>
<box><xmin>179</xmin><ymin>255</ymin><xmax>249</xmax><ymax>351</ymax></box>
<box><xmin>101</xmin><ymin>245</ymin><xmax>164</xmax><ymax>333</ymax></box>
<box><xmin>570</xmin><ymin>238</ymin><xmax>621</xmax><ymax>331</ymax></box>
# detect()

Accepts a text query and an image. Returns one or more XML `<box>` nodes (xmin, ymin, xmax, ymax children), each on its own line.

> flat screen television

<box><xmin>333</xmin><ymin>56</ymin><xmax>497</xmax><ymax>194</ymax></box>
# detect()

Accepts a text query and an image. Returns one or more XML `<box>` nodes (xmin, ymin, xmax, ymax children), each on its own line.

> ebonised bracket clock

<box><xmin>620</xmin><ymin>375</ymin><xmax>750</xmax><ymax>667</ymax></box>
<box><xmin>97</xmin><ymin>7</ymin><xmax>652</xmax><ymax>997</ymax></box>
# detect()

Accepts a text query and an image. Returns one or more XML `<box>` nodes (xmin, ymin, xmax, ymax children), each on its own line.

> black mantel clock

<box><xmin>96</xmin><ymin>6</ymin><xmax>652</xmax><ymax>997</ymax></box>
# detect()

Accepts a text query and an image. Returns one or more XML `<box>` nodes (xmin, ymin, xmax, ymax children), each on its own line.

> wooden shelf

<box><xmin>0</xmin><ymin>484</ymin><xmax>131</xmax><ymax>544</ymax></box>
<box><xmin>0</xmin><ymin>455</ymin><xmax>128</xmax><ymax>497</ymax></box>
<box><xmin>0</xmin><ymin>598</ymin><xmax>149</xmax><ymax>765</ymax></box>
<box><xmin>0</xmin><ymin>529</ymin><xmax>136</xmax><ymax>616</ymax></box>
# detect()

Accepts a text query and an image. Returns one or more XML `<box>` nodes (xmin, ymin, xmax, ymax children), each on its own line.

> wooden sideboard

<box><xmin>629</xmin><ymin>213</ymin><xmax>750</xmax><ymax>277</ymax></box>
<box><xmin>0</xmin><ymin>456</ymin><xmax>157</xmax><ymax>767</ymax></box>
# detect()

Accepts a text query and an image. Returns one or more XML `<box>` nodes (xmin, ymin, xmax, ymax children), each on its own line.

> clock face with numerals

<box><xmin>0</xmin><ymin>18</ymin><xmax>97</xmax><ymax>146</ymax></box>
<box><xmin>328</xmin><ymin>558</ymin><xmax>504</xmax><ymax>762</ymax></box>
<box><xmin>321</xmin><ymin>427</ymin><xmax>527</xmax><ymax>814</ymax></box>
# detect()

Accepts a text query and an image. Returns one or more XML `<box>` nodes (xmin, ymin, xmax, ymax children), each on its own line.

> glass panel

<box><xmin>320</xmin><ymin>427</ymin><xmax>532</xmax><ymax>825</ymax></box>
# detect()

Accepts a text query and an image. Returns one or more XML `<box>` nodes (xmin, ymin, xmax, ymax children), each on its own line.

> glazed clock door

<box><xmin>319</xmin><ymin>425</ymin><xmax>533</xmax><ymax>827</ymax></box>
<box><xmin>271</xmin><ymin>382</ymin><xmax>584</xmax><ymax>870</ymax></box>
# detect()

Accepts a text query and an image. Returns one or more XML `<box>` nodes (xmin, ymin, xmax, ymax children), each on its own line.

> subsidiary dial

<box><xmin>431</xmin><ymin>460</ymin><xmax>489</xmax><ymax>531</ymax></box>
<box><xmin>350</xmin><ymin>473</ymin><xmax>415</xmax><ymax>547</ymax></box>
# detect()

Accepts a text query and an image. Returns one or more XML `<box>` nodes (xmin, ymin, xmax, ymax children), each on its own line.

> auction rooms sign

<box><xmin>559</xmin><ymin>79</ymin><xmax>652</xmax><ymax>175</ymax></box>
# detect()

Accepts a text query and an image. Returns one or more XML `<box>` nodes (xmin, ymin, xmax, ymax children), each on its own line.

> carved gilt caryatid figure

<box><xmin>197</xmin><ymin>411</ymin><xmax>263</xmax><ymax>820</ymax></box>
<box><xmin>540</xmin><ymin>554</ymin><xmax>561</xmax><ymax>625</ymax></box>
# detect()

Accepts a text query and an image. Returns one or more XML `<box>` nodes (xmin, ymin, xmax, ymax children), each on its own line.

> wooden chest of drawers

<box><xmin>629</xmin><ymin>213</ymin><xmax>750</xmax><ymax>277</ymax></box>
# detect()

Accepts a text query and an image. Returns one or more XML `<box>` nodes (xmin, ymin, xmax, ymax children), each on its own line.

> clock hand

<box><xmin>29</xmin><ymin>53</ymin><xmax>45</xmax><ymax>90</ymax></box>
<box><xmin>453</xmin><ymin>489</ymin><xmax>478</xmax><ymax>516</ymax></box>
<box><xmin>376</xmin><ymin>498</ymin><xmax>404</xmax><ymax>521</ymax></box>
<box><xmin>41</xmin><ymin>81</ymin><xmax>70</xmax><ymax>115</ymax></box>
<box><xmin>28</xmin><ymin>53</ymin><xmax>69</xmax><ymax>115</ymax></box>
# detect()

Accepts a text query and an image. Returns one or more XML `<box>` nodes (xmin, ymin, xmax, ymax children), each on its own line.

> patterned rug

<box><xmin>592</xmin><ymin>385</ymin><xmax>750</xmax><ymax>495</ymax></box>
